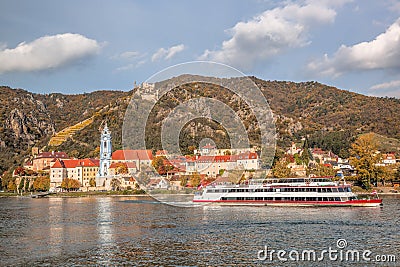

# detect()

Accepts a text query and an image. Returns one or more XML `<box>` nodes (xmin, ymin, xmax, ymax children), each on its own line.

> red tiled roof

<box><xmin>196</xmin><ymin>155</ymin><xmax>238</xmax><ymax>163</ymax></box>
<box><xmin>112</xmin><ymin>150</ymin><xmax>153</xmax><ymax>161</ymax></box>
<box><xmin>383</xmin><ymin>153</ymin><xmax>396</xmax><ymax>160</ymax></box>
<box><xmin>51</xmin><ymin>159</ymin><xmax>65</xmax><ymax>168</ymax></box>
<box><xmin>51</xmin><ymin>158</ymin><xmax>99</xmax><ymax>169</ymax></box>
<box><xmin>237</xmin><ymin>152</ymin><xmax>258</xmax><ymax>160</ymax></box>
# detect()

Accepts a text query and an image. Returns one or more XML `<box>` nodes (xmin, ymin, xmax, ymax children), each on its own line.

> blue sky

<box><xmin>1</xmin><ymin>0</ymin><xmax>400</xmax><ymax>97</ymax></box>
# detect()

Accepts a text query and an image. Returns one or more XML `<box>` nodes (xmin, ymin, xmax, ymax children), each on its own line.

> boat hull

<box><xmin>192</xmin><ymin>199</ymin><xmax>383</xmax><ymax>207</ymax></box>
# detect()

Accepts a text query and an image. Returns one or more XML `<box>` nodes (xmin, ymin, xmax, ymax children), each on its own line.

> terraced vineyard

<box><xmin>48</xmin><ymin>116</ymin><xmax>95</xmax><ymax>146</ymax></box>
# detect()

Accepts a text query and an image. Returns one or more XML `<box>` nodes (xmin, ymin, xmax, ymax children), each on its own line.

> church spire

<box><xmin>97</xmin><ymin>122</ymin><xmax>112</xmax><ymax>178</ymax></box>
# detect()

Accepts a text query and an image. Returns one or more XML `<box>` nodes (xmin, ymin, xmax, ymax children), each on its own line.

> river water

<box><xmin>0</xmin><ymin>195</ymin><xmax>399</xmax><ymax>266</ymax></box>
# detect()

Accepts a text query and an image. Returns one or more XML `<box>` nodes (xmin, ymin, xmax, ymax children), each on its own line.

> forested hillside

<box><xmin>1</xmin><ymin>75</ymin><xmax>400</xmax><ymax>173</ymax></box>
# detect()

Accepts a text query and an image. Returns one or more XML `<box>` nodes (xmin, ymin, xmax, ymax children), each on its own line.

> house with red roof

<box><xmin>50</xmin><ymin>158</ymin><xmax>99</xmax><ymax>189</ymax></box>
<box><xmin>32</xmin><ymin>151</ymin><xmax>69</xmax><ymax>171</ymax></box>
<box><xmin>111</xmin><ymin>149</ymin><xmax>153</xmax><ymax>171</ymax></box>
<box><xmin>185</xmin><ymin>152</ymin><xmax>260</xmax><ymax>177</ymax></box>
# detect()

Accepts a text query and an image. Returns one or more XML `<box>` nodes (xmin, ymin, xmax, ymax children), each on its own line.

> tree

<box><xmin>180</xmin><ymin>175</ymin><xmax>188</xmax><ymax>187</ymax></box>
<box><xmin>33</xmin><ymin>176</ymin><xmax>50</xmax><ymax>191</ymax></box>
<box><xmin>224</xmin><ymin>150</ymin><xmax>232</xmax><ymax>155</ymax></box>
<box><xmin>111</xmin><ymin>178</ymin><xmax>121</xmax><ymax>191</ymax></box>
<box><xmin>300</xmin><ymin>139</ymin><xmax>313</xmax><ymax>166</ymax></box>
<box><xmin>189</xmin><ymin>172</ymin><xmax>202</xmax><ymax>188</ymax></box>
<box><xmin>7</xmin><ymin>180</ymin><xmax>16</xmax><ymax>192</ymax></box>
<box><xmin>272</xmin><ymin>160</ymin><xmax>292</xmax><ymax>178</ymax></box>
<box><xmin>115</xmin><ymin>163</ymin><xmax>128</xmax><ymax>174</ymax></box>
<box><xmin>310</xmin><ymin>164</ymin><xmax>335</xmax><ymax>177</ymax></box>
<box><xmin>151</xmin><ymin>156</ymin><xmax>173</xmax><ymax>175</ymax></box>
<box><xmin>89</xmin><ymin>177</ymin><xmax>96</xmax><ymax>187</ymax></box>
<box><xmin>349</xmin><ymin>133</ymin><xmax>380</xmax><ymax>189</ymax></box>
<box><xmin>61</xmin><ymin>178</ymin><xmax>80</xmax><ymax>191</ymax></box>
<box><xmin>376</xmin><ymin>165</ymin><xmax>394</xmax><ymax>186</ymax></box>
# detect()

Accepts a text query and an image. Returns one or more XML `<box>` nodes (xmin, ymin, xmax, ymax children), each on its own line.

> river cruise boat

<box><xmin>193</xmin><ymin>177</ymin><xmax>382</xmax><ymax>207</ymax></box>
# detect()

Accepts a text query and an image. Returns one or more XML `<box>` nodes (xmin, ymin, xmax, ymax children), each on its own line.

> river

<box><xmin>0</xmin><ymin>195</ymin><xmax>399</xmax><ymax>266</ymax></box>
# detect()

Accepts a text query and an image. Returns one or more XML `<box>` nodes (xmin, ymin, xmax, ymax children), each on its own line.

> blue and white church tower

<box><xmin>98</xmin><ymin>123</ymin><xmax>112</xmax><ymax>177</ymax></box>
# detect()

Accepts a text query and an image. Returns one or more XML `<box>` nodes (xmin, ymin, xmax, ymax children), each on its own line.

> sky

<box><xmin>1</xmin><ymin>0</ymin><xmax>400</xmax><ymax>97</ymax></box>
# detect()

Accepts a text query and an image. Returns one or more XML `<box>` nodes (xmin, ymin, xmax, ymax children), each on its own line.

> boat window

<box><xmin>331</xmin><ymin>188</ymin><xmax>338</xmax><ymax>192</ymax></box>
<box><xmin>338</xmin><ymin>188</ymin><xmax>344</xmax><ymax>192</ymax></box>
<box><xmin>335</xmin><ymin>197</ymin><xmax>340</xmax><ymax>201</ymax></box>
<box><xmin>326</xmin><ymin>188</ymin><xmax>332</xmax><ymax>193</ymax></box>
<box><xmin>347</xmin><ymin>187</ymin><xmax>352</xmax><ymax>192</ymax></box>
<box><xmin>274</xmin><ymin>197</ymin><xmax>281</xmax><ymax>201</ymax></box>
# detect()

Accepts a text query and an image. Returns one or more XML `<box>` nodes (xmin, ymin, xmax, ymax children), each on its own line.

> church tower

<box><xmin>98</xmin><ymin>123</ymin><xmax>112</xmax><ymax>177</ymax></box>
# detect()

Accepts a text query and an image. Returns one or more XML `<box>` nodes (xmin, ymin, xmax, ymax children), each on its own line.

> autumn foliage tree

<box><xmin>115</xmin><ymin>163</ymin><xmax>128</xmax><ymax>174</ymax></box>
<box><xmin>272</xmin><ymin>159</ymin><xmax>292</xmax><ymax>178</ymax></box>
<box><xmin>61</xmin><ymin>178</ymin><xmax>81</xmax><ymax>191</ymax></box>
<box><xmin>151</xmin><ymin>156</ymin><xmax>173</xmax><ymax>175</ymax></box>
<box><xmin>189</xmin><ymin>172</ymin><xmax>202</xmax><ymax>188</ymax></box>
<box><xmin>349</xmin><ymin>133</ymin><xmax>381</xmax><ymax>189</ymax></box>
<box><xmin>33</xmin><ymin>176</ymin><xmax>50</xmax><ymax>191</ymax></box>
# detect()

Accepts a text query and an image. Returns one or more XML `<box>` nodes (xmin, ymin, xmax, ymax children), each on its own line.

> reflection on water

<box><xmin>96</xmin><ymin>198</ymin><xmax>115</xmax><ymax>265</ymax></box>
<box><xmin>0</xmin><ymin>196</ymin><xmax>398</xmax><ymax>266</ymax></box>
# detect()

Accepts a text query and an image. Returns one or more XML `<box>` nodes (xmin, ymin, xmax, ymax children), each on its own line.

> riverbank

<box><xmin>0</xmin><ymin>190</ymin><xmax>195</xmax><ymax>198</ymax></box>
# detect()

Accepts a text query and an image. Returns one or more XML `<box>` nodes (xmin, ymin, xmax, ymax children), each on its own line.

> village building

<box><xmin>50</xmin><ymin>158</ymin><xmax>99</xmax><ymax>189</ymax></box>
<box><xmin>286</xmin><ymin>142</ymin><xmax>303</xmax><ymax>156</ymax></box>
<box><xmin>111</xmin><ymin>149</ymin><xmax>153</xmax><ymax>170</ymax></box>
<box><xmin>185</xmin><ymin>152</ymin><xmax>260</xmax><ymax>177</ymax></box>
<box><xmin>108</xmin><ymin>162</ymin><xmax>138</xmax><ymax>175</ymax></box>
<box><xmin>311</xmin><ymin>148</ymin><xmax>338</xmax><ymax>164</ymax></box>
<box><xmin>382</xmin><ymin>153</ymin><xmax>397</xmax><ymax>165</ymax></box>
<box><xmin>32</xmin><ymin>151</ymin><xmax>69</xmax><ymax>171</ymax></box>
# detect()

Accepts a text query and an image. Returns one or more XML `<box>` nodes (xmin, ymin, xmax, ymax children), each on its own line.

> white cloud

<box><xmin>370</xmin><ymin>80</ymin><xmax>400</xmax><ymax>90</ymax></box>
<box><xmin>115</xmin><ymin>60</ymin><xmax>147</xmax><ymax>72</ymax></box>
<box><xmin>119</xmin><ymin>51</ymin><xmax>141</xmax><ymax>59</ymax></box>
<box><xmin>199</xmin><ymin>2</ymin><xmax>338</xmax><ymax>70</ymax></box>
<box><xmin>151</xmin><ymin>44</ymin><xmax>185</xmax><ymax>62</ymax></box>
<box><xmin>0</xmin><ymin>33</ymin><xmax>100</xmax><ymax>73</ymax></box>
<box><xmin>308</xmin><ymin>18</ymin><xmax>400</xmax><ymax>76</ymax></box>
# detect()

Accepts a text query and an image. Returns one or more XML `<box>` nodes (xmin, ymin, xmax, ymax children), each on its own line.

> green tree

<box><xmin>300</xmin><ymin>139</ymin><xmax>313</xmax><ymax>166</ymax></box>
<box><xmin>349</xmin><ymin>133</ymin><xmax>380</xmax><ymax>189</ymax></box>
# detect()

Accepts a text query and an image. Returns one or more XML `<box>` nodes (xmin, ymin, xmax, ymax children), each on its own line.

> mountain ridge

<box><xmin>1</xmin><ymin>76</ymin><xmax>400</xmax><ymax>173</ymax></box>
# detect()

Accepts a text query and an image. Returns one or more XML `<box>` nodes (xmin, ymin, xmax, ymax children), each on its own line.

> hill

<box><xmin>1</xmin><ymin>75</ymin><xmax>400</xmax><ymax>173</ymax></box>
<box><xmin>0</xmin><ymin>86</ymin><xmax>130</xmax><ymax>173</ymax></box>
